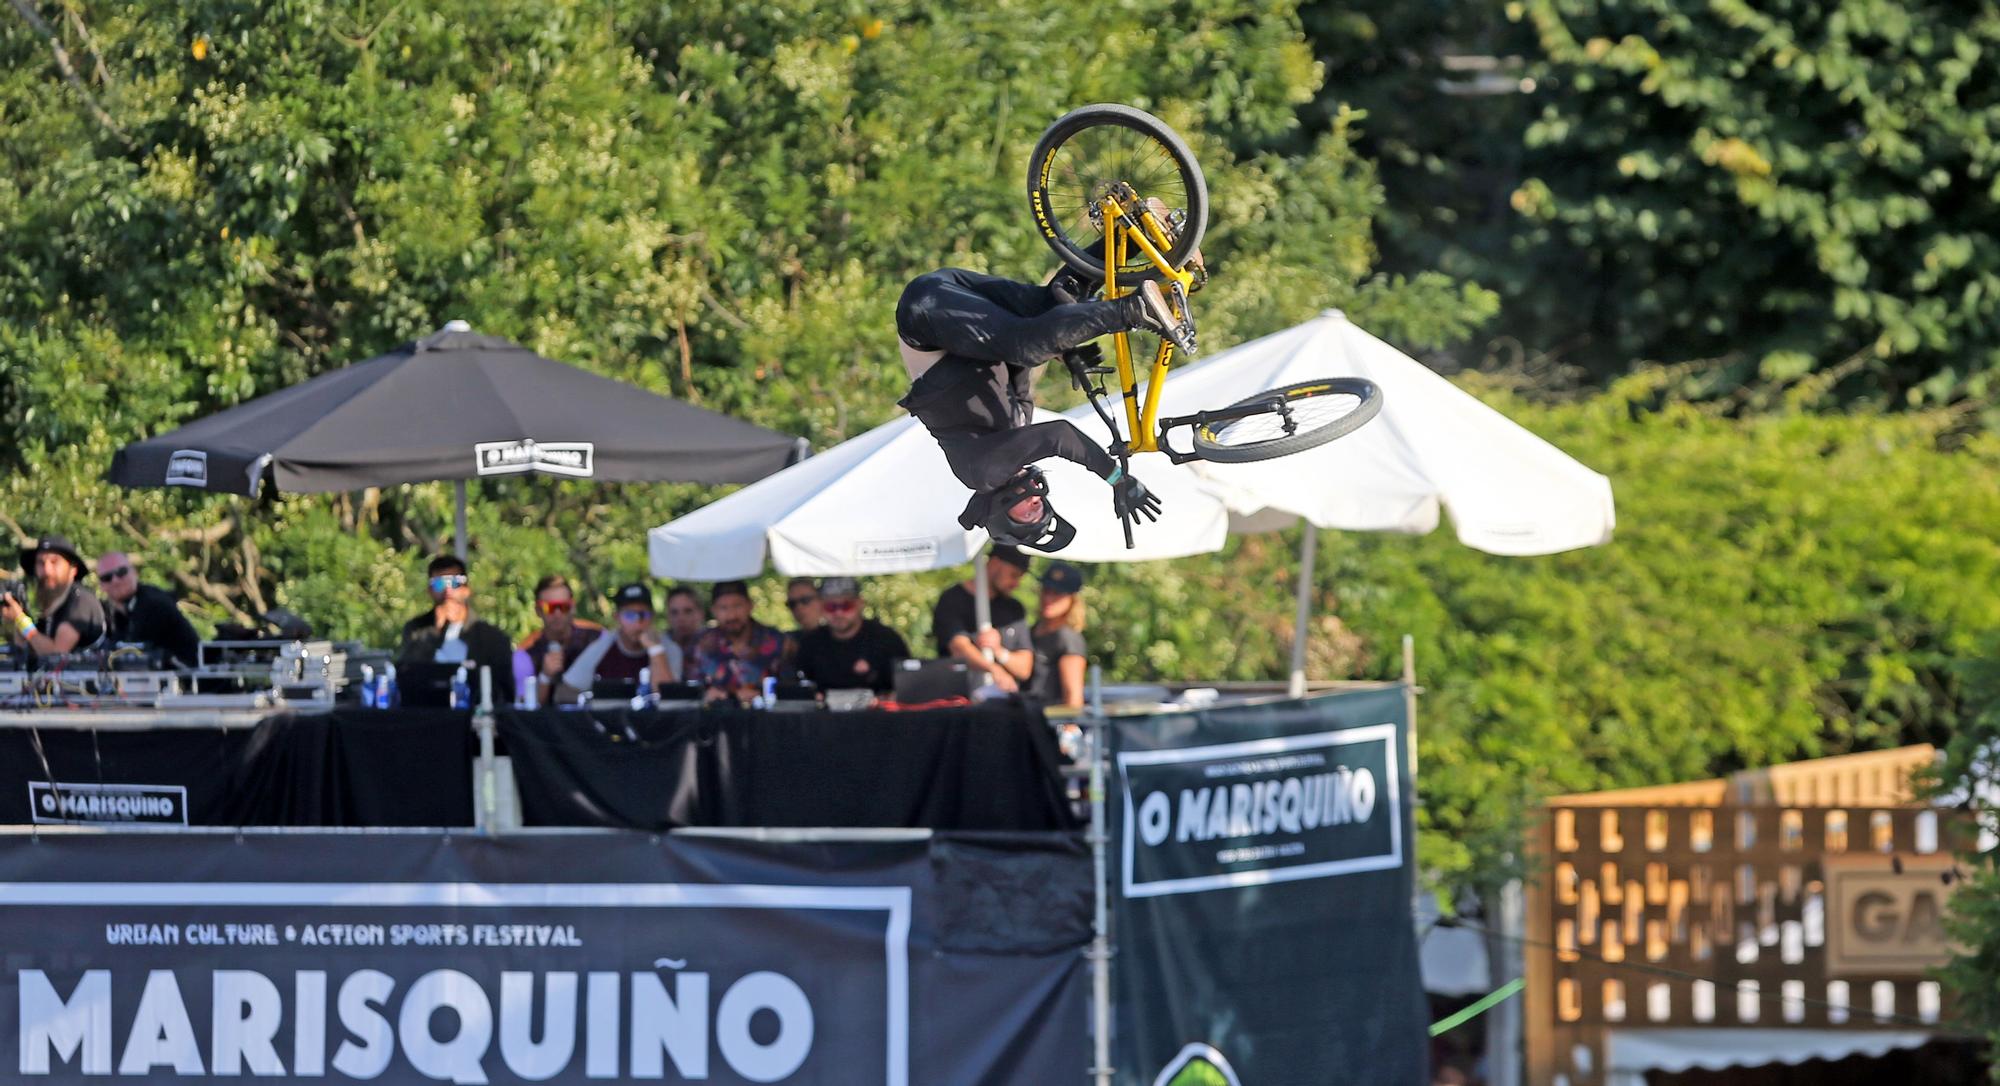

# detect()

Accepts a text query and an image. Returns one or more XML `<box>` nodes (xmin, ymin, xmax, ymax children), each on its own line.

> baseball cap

<box><xmin>613</xmin><ymin>582</ymin><xmax>653</xmax><ymax>610</ymax></box>
<box><xmin>1038</xmin><ymin>561</ymin><xmax>1086</xmax><ymax>595</ymax></box>
<box><xmin>820</xmin><ymin>576</ymin><xmax>862</xmax><ymax>600</ymax></box>
<box><xmin>988</xmin><ymin>545</ymin><xmax>1031</xmax><ymax>572</ymax></box>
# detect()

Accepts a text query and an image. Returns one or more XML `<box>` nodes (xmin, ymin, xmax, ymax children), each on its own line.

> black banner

<box><xmin>1110</xmin><ymin>687</ymin><xmax>1427</xmax><ymax>1085</ymax></box>
<box><xmin>0</xmin><ymin>829</ymin><xmax>1088</xmax><ymax>1083</ymax></box>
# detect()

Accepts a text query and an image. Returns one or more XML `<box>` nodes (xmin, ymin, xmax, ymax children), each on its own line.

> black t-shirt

<box><xmin>794</xmin><ymin>619</ymin><xmax>912</xmax><ymax>693</ymax></box>
<box><xmin>106</xmin><ymin>583</ymin><xmax>201</xmax><ymax>668</ymax></box>
<box><xmin>36</xmin><ymin>582</ymin><xmax>106</xmax><ymax>653</ymax></box>
<box><xmin>930</xmin><ymin>583</ymin><xmax>1030</xmax><ymax>659</ymax></box>
<box><xmin>1029</xmin><ymin>625</ymin><xmax>1088</xmax><ymax>704</ymax></box>
<box><xmin>397</xmin><ymin>611</ymin><xmax>516</xmax><ymax>704</ymax></box>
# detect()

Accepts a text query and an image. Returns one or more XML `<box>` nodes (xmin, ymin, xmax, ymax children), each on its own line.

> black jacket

<box><xmin>106</xmin><ymin>583</ymin><xmax>201</xmax><ymax>668</ymax></box>
<box><xmin>397</xmin><ymin>612</ymin><xmax>517</xmax><ymax>704</ymax></box>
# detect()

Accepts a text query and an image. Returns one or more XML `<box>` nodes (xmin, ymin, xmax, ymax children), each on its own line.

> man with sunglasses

<box><xmin>558</xmin><ymin>583</ymin><xmax>680</xmax><ymax>703</ymax></box>
<box><xmin>514</xmin><ymin>574</ymin><xmax>602</xmax><ymax>707</ymax></box>
<box><xmin>94</xmin><ymin>550</ymin><xmax>200</xmax><ymax>668</ymax></box>
<box><xmin>792</xmin><ymin>578</ymin><xmax>909</xmax><ymax>694</ymax></box>
<box><xmin>396</xmin><ymin>554</ymin><xmax>515</xmax><ymax>704</ymax></box>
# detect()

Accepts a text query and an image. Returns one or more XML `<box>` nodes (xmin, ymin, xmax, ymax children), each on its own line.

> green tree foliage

<box><xmin>1301</xmin><ymin>0</ymin><xmax>2000</xmax><ymax>409</ymax></box>
<box><xmin>1515</xmin><ymin>0</ymin><xmax>2000</xmax><ymax>403</ymax></box>
<box><xmin>0</xmin><ymin>0</ymin><xmax>1483</xmax><ymax>642</ymax></box>
<box><xmin>1922</xmin><ymin>637</ymin><xmax>2000</xmax><ymax>1056</ymax></box>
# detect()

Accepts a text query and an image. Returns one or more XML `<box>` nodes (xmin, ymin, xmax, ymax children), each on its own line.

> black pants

<box><xmin>898</xmin><ymin>268</ymin><xmax>1135</xmax><ymax>365</ymax></box>
<box><xmin>937</xmin><ymin>420</ymin><xmax>1117</xmax><ymax>493</ymax></box>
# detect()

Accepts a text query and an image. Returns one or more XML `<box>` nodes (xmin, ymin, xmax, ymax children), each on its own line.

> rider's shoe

<box><xmin>1128</xmin><ymin>279</ymin><xmax>1197</xmax><ymax>357</ymax></box>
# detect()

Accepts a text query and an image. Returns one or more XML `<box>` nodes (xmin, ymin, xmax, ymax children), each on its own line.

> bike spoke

<box><xmin>1201</xmin><ymin>394</ymin><xmax>1366</xmax><ymax>448</ymax></box>
<box><xmin>1043</xmin><ymin>126</ymin><xmax>1193</xmax><ymax>273</ymax></box>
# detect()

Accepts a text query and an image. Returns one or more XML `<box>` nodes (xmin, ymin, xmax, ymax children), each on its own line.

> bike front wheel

<box><xmin>1028</xmin><ymin>104</ymin><xmax>1208</xmax><ymax>283</ymax></box>
<box><xmin>1187</xmin><ymin>378</ymin><xmax>1382</xmax><ymax>464</ymax></box>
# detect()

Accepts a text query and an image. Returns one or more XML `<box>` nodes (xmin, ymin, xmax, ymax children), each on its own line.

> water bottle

<box><xmin>450</xmin><ymin>665</ymin><xmax>471</xmax><ymax>710</ymax></box>
<box><xmin>633</xmin><ymin>666</ymin><xmax>652</xmax><ymax>711</ymax></box>
<box><xmin>380</xmin><ymin>663</ymin><xmax>399</xmax><ymax>709</ymax></box>
<box><xmin>760</xmin><ymin>675</ymin><xmax>778</xmax><ymax>709</ymax></box>
<box><xmin>359</xmin><ymin>665</ymin><xmax>375</xmax><ymax>709</ymax></box>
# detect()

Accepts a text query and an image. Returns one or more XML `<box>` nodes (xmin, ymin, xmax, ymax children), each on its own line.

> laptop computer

<box><xmin>892</xmin><ymin>659</ymin><xmax>981</xmax><ymax>703</ymax></box>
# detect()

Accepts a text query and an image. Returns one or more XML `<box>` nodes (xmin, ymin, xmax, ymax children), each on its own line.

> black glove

<box><xmin>1111</xmin><ymin>472</ymin><xmax>1163</xmax><ymax>523</ymax></box>
<box><xmin>1062</xmin><ymin>342</ymin><xmax>1106</xmax><ymax>392</ymax></box>
<box><xmin>1062</xmin><ymin>341</ymin><xmax>1103</xmax><ymax>371</ymax></box>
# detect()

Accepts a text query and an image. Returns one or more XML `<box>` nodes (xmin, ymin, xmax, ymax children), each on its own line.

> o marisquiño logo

<box><xmin>1119</xmin><ymin>725</ymin><xmax>1402</xmax><ymax>897</ymax></box>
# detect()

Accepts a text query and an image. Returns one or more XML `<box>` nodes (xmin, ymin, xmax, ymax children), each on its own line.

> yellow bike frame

<box><xmin>1094</xmin><ymin>193</ymin><xmax>1197</xmax><ymax>455</ymax></box>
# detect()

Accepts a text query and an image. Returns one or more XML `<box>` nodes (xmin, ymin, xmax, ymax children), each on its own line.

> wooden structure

<box><xmin>1523</xmin><ymin>746</ymin><xmax>1964</xmax><ymax>1085</ymax></box>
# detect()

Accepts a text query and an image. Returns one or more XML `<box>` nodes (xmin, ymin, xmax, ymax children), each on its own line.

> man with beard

<box><xmin>2</xmin><ymin>535</ymin><xmax>105</xmax><ymax>658</ymax></box>
<box><xmin>94</xmin><ymin>549</ymin><xmax>200</xmax><ymax>668</ymax></box>
<box><xmin>693</xmin><ymin>580</ymin><xmax>788</xmax><ymax>705</ymax></box>
<box><xmin>792</xmin><ymin>578</ymin><xmax>910</xmax><ymax>694</ymax></box>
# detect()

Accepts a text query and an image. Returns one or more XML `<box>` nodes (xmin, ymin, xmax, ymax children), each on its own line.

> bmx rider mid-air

<box><xmin>895</xmin><ymin>267</ymin><xmax>1190</xmax><ymax>553</ymax></box>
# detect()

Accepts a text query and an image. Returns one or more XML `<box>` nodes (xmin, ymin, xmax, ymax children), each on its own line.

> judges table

<box><xmin>0</xmin><ymin>703</ymin><xmax>1076</xmax><ymax>832</ymax></box>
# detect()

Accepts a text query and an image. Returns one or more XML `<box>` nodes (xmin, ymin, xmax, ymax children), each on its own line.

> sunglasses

<box><xmin>822</xmin><ymin>599</ymin><xmax>859</xmax><ymax>615</ymax></box>
<box><xmin>429</xmin><ymin>574</ymin><xmax>469</xmax><ymax>592</ymax></box>
<box><xmin>96</xmin><ymin>565</ymin><xmax>131</xmax><ymax>581</ymax></box>
<box><xmin>787</xmin><ymin>596</ymin><xmax>819</xmax><ymax>610</ymax></box>
<box><xmin>536</xmin><ymin>599</ymin><xmax>574</xmax><ymax>615</ymax></box>
<box><xmin>618</xmin><ymin>609</ymin><xmax>652</xmax><ymax>623</ymax></box>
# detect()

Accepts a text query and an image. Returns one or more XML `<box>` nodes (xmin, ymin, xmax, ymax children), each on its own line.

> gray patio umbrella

<box><xmin>108</xmin><ymin>321</ymin><xmax>806</xmax><ymax>556</ymax></box>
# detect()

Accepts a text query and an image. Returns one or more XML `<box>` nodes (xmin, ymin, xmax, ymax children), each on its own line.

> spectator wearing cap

<box><xmin>94</xmin><ymin>549</ymin><xmax>200</xmax><ymax>668</ymax></box>
<box><xmin>3</xmin><ymin>534</ymin><xmax>105</xmax><ymax>658</ymax></box>
<box><xmin>397</xmin><ymin>554</ymin><xmax>516</xmax><ymax>704</ymax></box>
<box><xmin>693</xmin><ymin>580</ymin><xmax>788</xmax><ymax>704</ymax></box>
<box><xmin>514</xmin><ymin>574</ymin><xmax>603</xmax><ymax>707</ymax></box>
<box><xmin>930</xmin><ymin>544</ymin><xmax>1034</xmax><ymax>693</ymax></box>
<box><xmin>1029</xmin><ymin>562</ymin><xmax>1089</xmax><ymax>708</ymax></box>
<box><xmin>664</xmin><ymin>585</ymin><xmax>707</xmax><ymax>665</ymax></box>
<box><xmin>559</xmin><ymin>582</ymin><xmax>680</xmax><ymax>701</ymax></box>
<box><xmin>793</xmin><ymin>578</ymin><xmax>911</xmax><ymax>694</ymax></box>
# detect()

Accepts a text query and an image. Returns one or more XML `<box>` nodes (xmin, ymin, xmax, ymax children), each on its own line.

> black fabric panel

<box><xmin>217</xmin><ymin>708</ymin><xmax>475</xmax><ymax>826</ymax></box>
<box><xmin>495</xmin><ymin>708</ymin><xmax>711</xmax><ymax>830</ymax></box>
<box><xmin>497</xmin><ymin>703</ymin><xmax>1077</xmax><ymax>831</ymax></box>
<box><xmin>0</xmin><ymin>724</ymin><xmax>250</xmax><ymax>823</ymax></box>
<box><xmin>695</xmin><ymin>703</ymin><xmax>1076</xmax><ymax>831</ymax></box>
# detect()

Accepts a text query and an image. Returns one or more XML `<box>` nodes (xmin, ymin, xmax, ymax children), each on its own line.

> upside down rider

<box><xmin>896</xmin><ymin>267</ymin><xmax>1193</xmax><ymax>553</ymax></box>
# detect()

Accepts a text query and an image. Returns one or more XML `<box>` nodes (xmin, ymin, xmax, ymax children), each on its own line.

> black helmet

<box><xmin>983</xmin><ymin>467</ymin><xmax>1076</xmax><ymax>553</ymax></box>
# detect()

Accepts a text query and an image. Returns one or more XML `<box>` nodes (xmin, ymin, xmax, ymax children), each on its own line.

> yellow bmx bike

<box><xmin>1028</xmin><ymin>104</ymin><xmax>1382</xmax><ymax>492</ymax></box>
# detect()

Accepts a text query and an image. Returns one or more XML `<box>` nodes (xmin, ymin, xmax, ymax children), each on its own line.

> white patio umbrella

<box><xmin>1067</xmin><ymin>308</ymin><xmax>1616</xmax><ymax>693</ymax></box>
<box><xmin>648</xmin><ymin>407</ymin><xmax>1231</xmax><ymax>625</ymax></box>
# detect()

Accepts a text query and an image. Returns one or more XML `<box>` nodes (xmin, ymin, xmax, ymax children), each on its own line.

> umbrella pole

<box><xmin>454</xmin><ymin>480</ymin><xmax>469</xmax><ymax>561</ymax></box>
<box><xmin>972</xmin><ymin>540</ymin><xmax>992</xmax><ymax>643</ymax></box>
<box><xmin>1287</xmin><ymin>521</ymin><xmax>1318</xmax><ymax>698</ymax></box>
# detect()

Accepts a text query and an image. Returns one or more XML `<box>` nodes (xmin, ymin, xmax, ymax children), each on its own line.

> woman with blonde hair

<box><xmin>1029</xmin><ymin>562</ymin><xmax>1089</xmax><ymax>709</ymax></box>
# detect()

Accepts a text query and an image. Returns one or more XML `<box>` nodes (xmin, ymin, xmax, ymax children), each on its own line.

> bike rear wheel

<box><xmin>1028</xmin><ymin>104</ymin><xmax>1208</xmax><ymax>282</ymax></box>
<box><xmin>1188</xmin><ymin>378</ymin><xmax>1382</xmax><ymax>464</ymax></box>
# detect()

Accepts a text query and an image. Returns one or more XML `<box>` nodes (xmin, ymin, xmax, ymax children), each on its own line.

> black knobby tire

<box><xmin>1027</xmin><ymin>104</ymin><xmax>1208</xmax><ymax>282</ymax></box>
<box><xmin>1188</xmin><ymin>378</ymin><xmax>1382</xmax><ymax>464</ymax></box>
